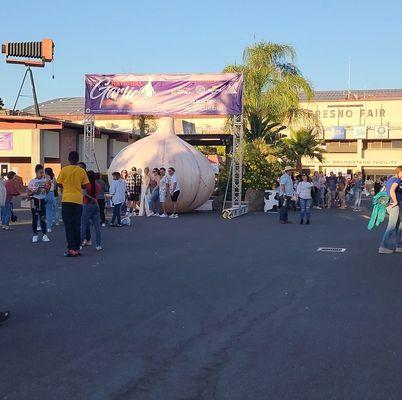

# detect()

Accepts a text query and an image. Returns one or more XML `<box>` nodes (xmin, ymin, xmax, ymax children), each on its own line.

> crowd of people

<box><xmin>2</xmin><ymin>157</ymin><xmax>402</xmax><ymax>321</ymax></box>
<box><xmin>278</xmin><ymin>166</ymin><xmax>384</xmax><ymax>225</ymax></box>
<box><xmin>112</xmin><ymin>166</ymin><xmax>181</xmax><ymax>221</ymax></box>
<box><xmin>0</xmin><ymin>151</ymin><xmax>181</xmax><ymax>257</ymax></box>
<box><xmin>277</xmin><ymin>164</ymin><xmax>402</xmax><ymax>255</ymax></box>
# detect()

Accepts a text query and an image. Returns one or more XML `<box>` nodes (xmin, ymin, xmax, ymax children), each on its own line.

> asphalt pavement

<box><xmin>1</xmin><ymin>204</ymin><xmax>402</xmax><ymax>400</ymax></box>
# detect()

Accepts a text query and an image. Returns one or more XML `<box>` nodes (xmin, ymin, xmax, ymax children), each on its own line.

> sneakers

<box><xmin>395</xmin><ymin>247</ymin><xmax>402</xmax><ymax>253</ymax></box>
<box><xmin>160</xmin><ymin>214</ymin><xmax>168</xmax><ymax>218</ymax></box>
<box><xmin>101</xmin><ymin>223</ymin><xmax>106</xmax><ymax>227</ymax></box>
<box><xmin>32</xmin><ymin>235</ymin><xmax>39</xmax><ymax>243</ymax></box>
<box><xmin>64</xmin><ymin>249</ymin><xmax>80</xmax><ymax>257</ymax></box>
<box><xmin>47</xmin><ymin>228</ymin><xmax>52</xmax><ymax>233</ymax></box>
<box><xmin>378</xmin><ymin>247</ymin><xmax>394</xmax><ymax>254</ymax></box>
<box><xmin>2</xmin><ymin>226</ymin><xmax>14</xmax><ymax>231</ymax></box>
<box><xmin>96</xmin><ymin>245</ymin><xmax>103</xmax><ymax>251</ymax></box>
<box><xmin>42</xmin><ymin>234</ymin><xmax>50</xmax><ymax>242</ymax></box>
<box><xmin>82</xmin><ymin>240</ymin><xmax>92</xmax><ymax>246</ymax></box>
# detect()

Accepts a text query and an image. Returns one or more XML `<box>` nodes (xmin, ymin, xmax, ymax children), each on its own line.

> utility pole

<box><xmin>347</xmin><ymin>56</ymin><xmax>351</xmax><ymax>99</ymax></box>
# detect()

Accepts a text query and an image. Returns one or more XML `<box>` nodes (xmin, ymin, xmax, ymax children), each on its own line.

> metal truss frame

<box><xmin>83</xmin><ymin>112</ymin><xmax>247</xmax><ymax>218</ymax></box>
<box><xmin>83</xmin><ymin>114</ymin><xmax>96</xmax><ymax>170</ymax></box>
<box><xmin>222</xmin><ymin>114</ymin><xmax>248</xmax><ymax>219</ymax></box>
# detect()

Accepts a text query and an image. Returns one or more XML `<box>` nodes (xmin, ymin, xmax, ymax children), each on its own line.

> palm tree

<box><xmin>277</xmin><ymin>127</ymin><xmax>325</xmax><ymax>171</ymax></box>
<box><xmin>132</xmin><ymin>115</ymin><xmax>157</xmax><ymax>138</ymax></box>
<box><xmin>224</xmin><ymin>41</ymin><xmax>320</xmax><ymax>144</ymax></box>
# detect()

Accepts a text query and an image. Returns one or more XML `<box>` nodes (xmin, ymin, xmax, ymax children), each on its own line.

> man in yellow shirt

<box><xmin>57</xmin><ymin>151</ymin><xmax>89</xmax><ymax>257</ymax></box>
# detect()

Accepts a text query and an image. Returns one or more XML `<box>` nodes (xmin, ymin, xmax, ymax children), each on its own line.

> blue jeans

<box><xmin>380</xmin><ymin>205</ymin><xmax>401</xmax><ymax>249</ymax></box>
<box><xmin>149</xmin><ymin>188</ymin><xmax>160</xmax><ymax>214</ymax></box>
<box><xmin>1</xmin><ymin>200</ymin><xmax>11</xmax><ymax>226</ymax></box>
<box><xmin>279</xmin><ymin>195</ymin><xmax>291</xmax><ymax>222</ymax></box>
<box><xmin>319</xmin><ymin>188</ymin><xmax>325</xmax><ymax>207</ymax></box>
<box><xmin>354</xmin><ymin>189</ymin><xmax>362</xmax><ymax>208</ymax></box>
<box><xmin>53</xmin><ymin>196</ymin><xmax>61</xmax><ymax>223</ymax></box>
<box><xmin>81</xmin><ymin>203</ymin><xmax>101</xmax><ymax>246</ymax></box>
<box><xmin>111</xmin><ymin>203</ymin><xmax>122</xmax><ymax>225</ymax></box>
<box><xmin>45</xmin><ymin>191</ymin><xmax>55</xmax><ymax>229</ymax></box>
<box><xmin>299</xmin><ymin>198</ymin><xmax>312</xmax><ymax>221</ymax></box>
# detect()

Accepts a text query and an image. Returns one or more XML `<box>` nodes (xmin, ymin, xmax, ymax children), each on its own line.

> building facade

<box><xmin>0</xmin><ymin>114</ymin><xmax>129</xmax><ymax>184</ymax></box>
<box><xmin>299</xmin><ymin>89</ymin><xmax>402</xmax><ymax>178</ymax></box>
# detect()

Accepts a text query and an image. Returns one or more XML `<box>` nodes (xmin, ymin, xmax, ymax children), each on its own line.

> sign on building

<box><xmin>330</xmin><ymin>126</ymin><xmax>346</xmax><ymax>140</ymax></box>
<box><xmin>353</xmin><ymin>126</ymin><xmax>367</xmax><ymax>139</ymax></box>
<box><xmin>374</xmin><ymin>126</ymin><xmax>389</xmax><ymax>139</ymax></box>
<box><xmin>0</xmin><ymin>132</ymin><xmax>13</xmax><ymax>150</ymax></box>
<box><xmin>85</xmin><ymin>73</ymin><xmax>243</xmax><ymax>116</ymax></box>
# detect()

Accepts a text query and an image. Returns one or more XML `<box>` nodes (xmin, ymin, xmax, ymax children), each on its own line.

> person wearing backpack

<box><xmin>378</xmin><ymin>166</ymin><xmax>402</xmax><ymax>254</ymax></box>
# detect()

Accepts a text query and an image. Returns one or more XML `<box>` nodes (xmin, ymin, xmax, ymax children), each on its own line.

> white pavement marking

<box><xmin>317</xmin><ymin>247</ymin><xmax>346</xmax><ymax>253</ymax></box>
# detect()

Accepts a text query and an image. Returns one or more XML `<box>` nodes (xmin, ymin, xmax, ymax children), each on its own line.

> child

<box><xmin>28</xmin><ymin>164</ymin><xmax>51</xmax><ymax>243</ymax></box>
<box><xmin>81</xmin><ymin>171</ymin><xmax>102</xmax><ymax>250</ymax></box>
<box><xmin>95</xmin><ymin>172</ymin><xmax>108</xmax><ymax>227</ymax></box>
<box><xmin>109</xmin><ymin>171</ymin><xmax>126</xmax><ymax>227</ymax></box>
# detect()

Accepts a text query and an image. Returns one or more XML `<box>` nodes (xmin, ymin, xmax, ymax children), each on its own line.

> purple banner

<box><xmin>85</xmin><ymin>73</ymin><xmax>243</xmax><ymax>115</ymax></box>
<box><xmin>0</xmin><ymin>132</ymin><xmax>12</xmax><ymax>150</ymax></box>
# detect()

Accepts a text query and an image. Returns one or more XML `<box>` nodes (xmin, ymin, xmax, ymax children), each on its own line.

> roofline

<box><xmin>300</xmin><ymin>89</ymin><xmax>402</xmax><ymax>102</ymax></box>
<box><xmin>301</xmin><ymin>96</ymin><xmax>402</xmax><ymax>103</ymax></box>
<box><xmin>0</xmin><ymin>115</ymin><xmax>130</xmax><ymax>141</ymax></box>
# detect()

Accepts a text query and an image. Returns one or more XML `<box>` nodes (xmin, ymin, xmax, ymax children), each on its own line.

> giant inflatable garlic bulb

<box><xmin>108</xmin><ymin>117</ymin><xmax>215</xmax><ymax>212</ymax></box>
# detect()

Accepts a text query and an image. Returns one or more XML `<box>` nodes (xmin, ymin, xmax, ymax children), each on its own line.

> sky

<box><xmin>1</xmin><ymin>0</ymin><xmax>402</xmax><ymax>109</ymax></box>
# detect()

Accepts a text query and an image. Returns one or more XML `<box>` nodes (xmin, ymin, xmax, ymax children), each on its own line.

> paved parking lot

<box><xmin>1</xmin><ymin>207</ymin><xmax>402</xmax><ymax>400</ymax></box>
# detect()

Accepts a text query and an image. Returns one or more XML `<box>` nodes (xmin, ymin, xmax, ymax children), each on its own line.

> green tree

<box><xmin>0</xmin><ymin>98</ymin><xmax>4</xmax><ymax>109</ymax></box>
<box><xmin>133</xmin><ymin>116</ymin><xmax>157</xmax><ymax>138</ymax></box>
<box><xmin>277</xmin><ymin>127</ymin><xmax>324</xmax><ymax>171</ymax></box>
<box><xmin>224</xmin><ymin>41</ymin><xmax>319</xmax><ymax>144</ymax></box>
<box><xmin>242</xmin><ymin>139</ymin><xmax>283</xmax><ymax>190</ymax></box>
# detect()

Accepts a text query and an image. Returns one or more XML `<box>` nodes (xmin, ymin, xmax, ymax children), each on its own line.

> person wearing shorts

<box><xmin>168</xmin><ymin>167</ymin><xmax>180</xmax><ymax>218</ymax></box>
<box><xmin>159</xmin><ymin>168</ymin><xmax>169</xmax><ymax>218</ymax></box>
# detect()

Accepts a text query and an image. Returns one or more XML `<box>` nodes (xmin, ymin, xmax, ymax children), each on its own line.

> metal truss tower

<box><xmin>222</xmin><ymin>114</ymin><xmax>248</xmax><ymax>219</ymax></box>
<box><xmin>83</xmin><ymin>114</ymin><xmax>96</xmax><ymax>170</ymax></box>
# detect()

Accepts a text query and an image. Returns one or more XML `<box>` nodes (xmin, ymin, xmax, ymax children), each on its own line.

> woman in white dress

<box><xmin>139</xmin><ymin>167</ymin><xmax>152</xmax><ymax>216</ymax></box>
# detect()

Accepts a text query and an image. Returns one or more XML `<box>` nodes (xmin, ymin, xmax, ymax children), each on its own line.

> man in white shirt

<box><xmin>279</xmin><ymin>166</ymin><xmax>294</xmax><ymax>224</ymax></box>
<box><xmin>168</xmin><ymin>167</ymin><xmax>180</xmax><ymax>218</ymax></box>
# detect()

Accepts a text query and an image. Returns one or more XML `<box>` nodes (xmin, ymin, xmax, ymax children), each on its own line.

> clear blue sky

<box><xmin>1</xmin><ymin>0</ymin><xmax>402</xmax><ymax>109</ymax></box>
